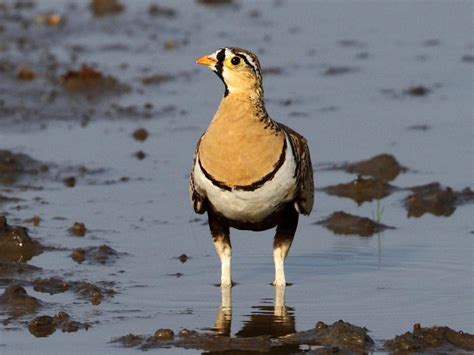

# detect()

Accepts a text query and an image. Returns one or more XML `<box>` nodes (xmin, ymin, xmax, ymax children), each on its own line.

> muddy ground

<box><xmin>0</xmin><ymin>0</ymin><xmax>473</xmax><ymax>354</ymax></box>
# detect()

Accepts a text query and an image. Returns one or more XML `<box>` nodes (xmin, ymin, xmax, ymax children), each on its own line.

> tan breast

<box><xmin>198</xmin><ymin>95</ymin><xmax>285</xmax><ymax>187</ymax></box>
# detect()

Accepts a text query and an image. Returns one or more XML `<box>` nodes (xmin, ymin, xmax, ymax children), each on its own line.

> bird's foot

<box><xmin>214</xmin><ymin>280</ymin><xmax>237</xmax><ymax>288</ymax></box>
<box><xmin>271</xmin><ymin>281</ymin><xmax>293</xmax><ymax>287</ymax></box>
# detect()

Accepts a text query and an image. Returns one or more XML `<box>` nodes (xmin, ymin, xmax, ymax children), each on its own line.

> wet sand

<box><xmin>0</xmin><ymin>0</ymin><xmax>473</xmax><ymax>353</ymax></box>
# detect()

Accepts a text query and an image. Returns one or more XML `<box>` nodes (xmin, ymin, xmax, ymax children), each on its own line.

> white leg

<box><xmin>272</xmin><ymin>207</ymin><xmax>298</xmax><ymax>287</ymax></box>
<box><xmin>209</xmin><ymin>213</ymin><xmax>233</xmax><ymax>287</ymax></box>
<box><xmin>214</xmin><ymin>236</ymin><xmax>232</xmax><ymax>287</ymax></box>
<box><xmin>273</xmin><ymin>240</ymin><xmax>291</xmax><ymax>287</ymax></box>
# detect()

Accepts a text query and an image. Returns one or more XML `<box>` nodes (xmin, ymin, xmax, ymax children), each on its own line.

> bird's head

<box><xmin>196</xmin><ymin>47</ymin><xmax>263</xmax><ymax>97</ymax></box>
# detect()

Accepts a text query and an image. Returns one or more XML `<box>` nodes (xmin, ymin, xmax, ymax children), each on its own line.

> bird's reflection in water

<box><xmin>210</xmin><ymin>286</ymin><xmax>301</xmax><ymax>354</ymax></box>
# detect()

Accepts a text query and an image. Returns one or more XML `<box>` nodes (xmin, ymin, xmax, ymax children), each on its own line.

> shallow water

<box><xmin>0</xmin><ymin>0</ymin><xmax>473</xmax><ymax>353</ymax></box>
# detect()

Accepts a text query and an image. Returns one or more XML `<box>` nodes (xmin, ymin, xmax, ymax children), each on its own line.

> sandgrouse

<box><xmin>190</xmin><ymin>47</ymin><xmax>314</xmax><ymax>288</ymax></box>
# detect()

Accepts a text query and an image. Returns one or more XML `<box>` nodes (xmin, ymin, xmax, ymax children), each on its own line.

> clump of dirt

<box><xmin>63</xmin><ymin>176</ymin><xmax>76</xmax><ymax>187</ymax></box>
<box><xmin>16</xmin><ymin>66</ymin><xmax>38</xmax><ymax>80</ymax></box>
<box><xmin>325</xmin><ymin>154</ymin><xmax>406</xmax><ymax>182</ymax></box>
<box><xmin>60</xmin><ymin>65</ymin><xmax>129</xmax><ymax>97</ymax></box>
<box><xmin>148</xmin><ymin>4</ymin><xmax>176</xmax><ymax>17</ymax></box>
<box><xmin>0</xmin><ymin>194</ymin><xmax>21</xmax><ymax>204</ymax></box>
<box><xmin>405</xmin><ymin>85</ymin><xmax>430</xmax><ymax>96</ymax></box>
<box><xmin>71</xmin><ymin>244</ymin><xmax>119</xmax><ymax>264</ymax></box>
<box><xmin>177</xmin><ymin>254</ymin><xmax>189</xmax><ymax>263</ymax></box>
<box><xmin>262</xmin><ymin>67</ymin><xmax>284</xmax><ymax>75</ymax></box>
<box><xmin>68</xmin><ymin>222</ymin><xmax>87</xmax><ymax>237</ymax></box>
<box><xmin>0</xmin><ymin>260</ymin><xmax>41</xmax><ymax>277</ymax></box>
<box><xmin>134</xmin><ymin>150</ymin><xmax>146</xmax><ymax>160</ymax></box>
<box><xmin>33</xmin><ymin>277</ymin><xmax>69</xmax><ymax>295</ymax></box>
<box><xmin>197</xmin><ymin>0</ymin><xmax>234</xmax><ymax>6</ymax></box>
<box><xmin>132</xmin><ymin>128</ymin><xmax>149</xmax><ymax>141</ymax></box>
<box><xmin>0</xmin><ymin>150</ymin><xmax>48</xmax><ymax>185</ymax></box>
<box><xmin>70</xmin><ymin>281</ymin><xmax>115</xmax><ymax>305</ymax></box>
<box><xmin>141</xmin><ymin>74</ymin><xmax>174</xmax><ymax>86</ymax></box>
<box><xmin>320</xmin><ymin>176</ymin><xmax>393</xmax><ymax>205</ymax></box>
<box><xmin>404</xmin><ymin>183</ymin><xmax>474</xmax><ymax>217</ymax></box>
<box><xmin>317</xmin><ymin>211</ymin><xmax>394</xmax><ymax>236</ymax></box>
<box><xmin>406</xmin><ymin>124</ymin><xmax>431</xmax><ymax>131</ymax></box>
<box><xmin>384</xmin><ymin>324</ymin><xmax>474</xmax><ymax>353</ymax></box>
<box><xmin>0</xmin><ymin>284</ymin><xmax>41</xmax><ymax>316</ymax></box>
<box><xmin>28</xmin><ymin>311</ymin><xmax>90</xmax><ymax>337</ymax></box>
<box><xmin>33</xmin><ymin>277</ymin><xmax>115</xmax><ymax>305</ymax></box>
<box><xmin>0</xmin><ymin>216</ymin><xmax>44</xmax><ymax>262</ymax></box>
<box><xmin>114</xmin><ymin>333</ymin><xmax>145</xmax><ymax>347</ymax></box>
<box><xmin>24</xmin><ymin>215</ymin><xmax>41</xmax><ymax>226</ymax></box>
<box><xmin>154</xmin><ymin>328</ymin><xmax>175</xmax><ymax>340</ymax></box>
<box><xmin>28</xmin><ymin>315</ymin><xmax>56</xmax><ymax>337</ymax></box>
<box><xmin>323</xmin><ymin>66</ymin><xmax>358</xmax><ymax>76</ymax></box>
<box><xmin>281</xmin><ymin>320</ymin><xmax>374</xmax><ymax>353</ymax></box>
<box><xmin>90</xmin><ymin>0</ymin><xmax>124</xmax><ymax>17</ymax></box>
<box><xmin>34</xmin><ymin>13</ymin><xmax>63</xmax><ymax>26</ymax></box>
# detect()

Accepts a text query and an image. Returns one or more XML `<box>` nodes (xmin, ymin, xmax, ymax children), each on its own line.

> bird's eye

<box><xmin>231</xmin><ymin>57</ymin><xmax>241</xmax><ymax>65</ymax></box>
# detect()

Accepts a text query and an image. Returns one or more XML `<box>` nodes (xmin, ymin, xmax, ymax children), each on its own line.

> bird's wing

<box><xmin>280</xmin><ymin>124</ymin><xmax>314</xmax><ymax>215</ymax></box>
<box><xmin>189</xmin><ymin>136</ymin><xmax>207</xmax><ymax>214</ymax></box>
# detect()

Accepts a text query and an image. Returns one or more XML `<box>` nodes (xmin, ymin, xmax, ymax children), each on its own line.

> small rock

<box><xmin>71</xmin><ymin>244</ymin><xmax>119</xmax><ymax>265</ymax></box>
<box><xmin>405</xmin><ymin>85</ymin><xmax>430</xmax><ymax>96</ymax></box>
<box><xmin>63</xmin><ymin>176</ymin><xmax>76</xmax><ymax>187</ymax></box>
<box><xmin>114</xmin><ymin>333</ymin><xmax>145</xmax><ymax>347</ymax></box>
<box><xmin>90</xmin><ymin>0</ymin><xmax>124</xmax><ymax>17</ymax></box>
<box><xmin>17</xmin><ymin>66</ymin><xmax>37</xmax><ymax>80</ymax></box>
<box><xmin>133</xmin><ymin>128</ymin><xmax>148</xmax><ymax>142</ymax></box>
<box><xmin>178</xmin><ymin>254</ymin><xmax>188</xmax><ymax>263</ymax></box>
<box><xmin>71</xmin><ymin>248</ymin><xmax>86</xmax><ymax>263</ymax></box>
<box><xmin>33</xmin><ymin>277</ymin><xmax>69</xmax><ymax>295</ymax></box>
<box><xmin>154</xmin><ymin>328</ymin><xmax>174</xmax><ymax>340</ymax></box>
<box><xmin>324</xmin><ymin>66</ymin><xmax>358</xmax><ymax>76</ymax></box>
<box><xmin>134</xmin><ymin>151</ymin><xmax>146</xmax><ymax>160</ymax></box>
<box><xmin>28</xmin><ymin>315</ymin><xmax>56</xmax><ymax>337</ymax></box>
<box><xmin>69</xmin><ymin>222</ymin><xmax>87</xmax><ymax>237</ymax></box>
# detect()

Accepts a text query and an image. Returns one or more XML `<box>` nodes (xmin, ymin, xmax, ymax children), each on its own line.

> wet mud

<box><xmin>0</xmin><ymin>150</ymin><xmax>48</xmax><ymax>185</ymax></box>
<box><xmin>404</xmin><ymin>183</ymin><xmax>474</xmax><ymax>218</ymax></box>
<box><xmin>71</xmin><ymin>244</ymin><xmax>119</xmax><ymax>265</ymax></box>
<box><xmin>320</xmin><ymin>176</ymin><xmax>394</xmax><ymax>205</ymax></box>
<box><xmin>317</xmin><ymin>211</ymin><xmax>394</xmax><ymax>237</ymax></box>
<box><xmin>33</xmin><ymin>277</ymin><xmax>115</xmax><ymax>305</ymax></box>
<box><xmin>114</xmin><ymin>320</ymin><xmax>374</xmax><ymax>353</ymax></box>
<box><xmin>384</xmin><ymin>324</ymin><xmax>474</xmax><ymax>353</ymax></box>
<box><xmin>0</xmin><ymin>216</ymin><xmax>43</xmax><ymax>262</ymax></box>
<box><xmin>322</xmin><ymin>154</ymin><xmax>406</xmax><ymax>182</ymax></box>
<box><xmin>0</xmin><ymin>261</ymin><xmax>40</xmax><ymax>278</ymax></box>
<box><xmin>60</xmin><ymin>65</ymin><xmax>130</xmax><ymax>98</ymax></box>
<box><xmin>0</xmin><ymin>284</ymin><xmax>41</xmax><ymax>317</ymax></box>
<box><xmin>28</xmin><ymin>311</ymin><xmax>90</xmax><ymax>337</ymax></box>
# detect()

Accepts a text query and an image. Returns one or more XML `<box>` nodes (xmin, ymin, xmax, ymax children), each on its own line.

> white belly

<box><xmin>193</xmin><ymin>136</ymin><xmax>297</xmax><ymax>223</ymax></box>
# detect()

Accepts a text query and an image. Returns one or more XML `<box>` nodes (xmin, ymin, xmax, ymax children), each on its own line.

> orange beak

<box><xmin>195</xmin><ymin>55</ymin><xmax>216</xmax><ymax>67</ymax></box>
